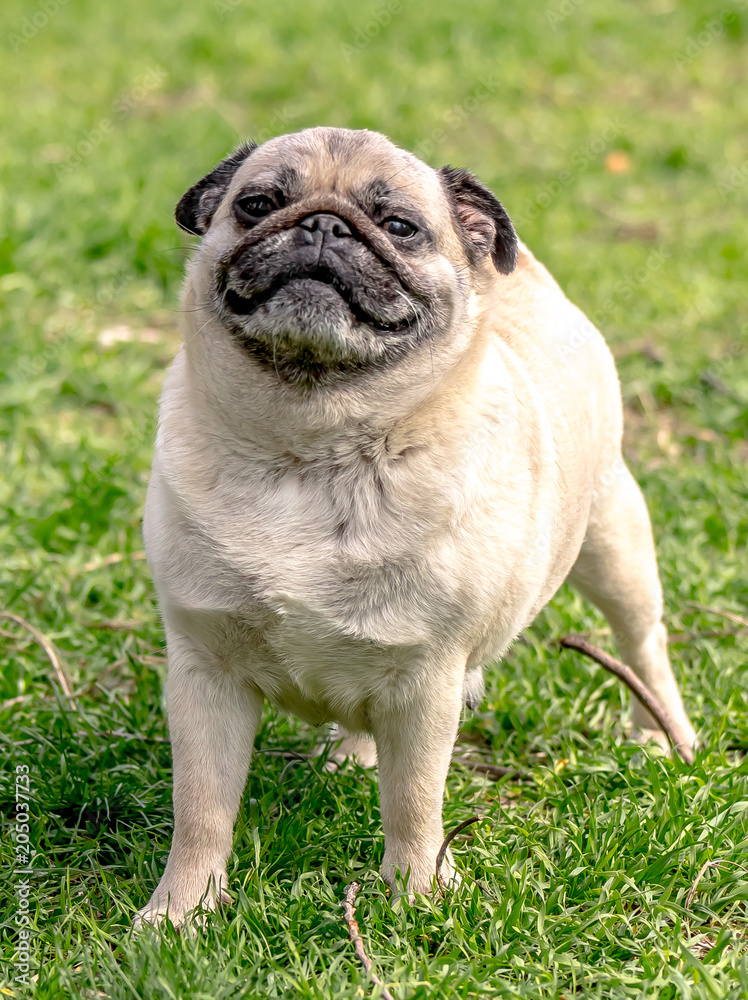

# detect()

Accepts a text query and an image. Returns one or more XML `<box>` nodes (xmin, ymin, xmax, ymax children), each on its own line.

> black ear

<box><xmin>438</xmin><ymin>166</ymin><xmax>518</xmax><ymax>274</ymax></box>
<box><xmin>175</xmin><ymin>140</ymin><xmax>257</xmax><ymax>236</ymax></box>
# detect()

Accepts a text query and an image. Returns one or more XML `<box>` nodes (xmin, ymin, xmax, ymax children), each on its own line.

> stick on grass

<box><xmin>685</xmin><ymin>602</ymin><xmax>748</xmax><ymax>630</ymax></box>
<box><xmin>0</xmin><ymin>611</ymin><xmax>78</xmax><ymax>712</ymax></box>
<box><xmin>559</xmin><ymin>634</ymin><xmax>694</xmax><ymax>764</ymax></box>
<box><xmin>436</xmin><ymin>816</ymin><xmax>480</xmax><ymax>880</ymax></box>
<box><xmin>452</xmin><ymin>755</ymin><xmax>527</xmax><ymax>782</ymax></box>
<box><xmin>685</xmin><ymin>860</ymin><xmax>723</xmax><ymax>910</ymax></box>
<box><xmin>341</xmin><ymin>882</ymin><xmax>396</xmax><ymax>1000</ymax></box>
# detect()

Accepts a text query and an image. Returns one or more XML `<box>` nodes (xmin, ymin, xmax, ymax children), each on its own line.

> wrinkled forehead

<box><xmin>231</xmin><ymin>126</ymin><xmax>449</xmax><ymax>217</ymax></box>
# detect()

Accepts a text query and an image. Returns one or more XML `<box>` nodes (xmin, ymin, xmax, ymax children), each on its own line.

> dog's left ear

<box><xmin>175</xmin><ymin>140</ymin><xmax>257</xmax><ymax>236</ymax></box>
<box><xmin>438</xmin><ymin>166</ymin><xmax>518</xmax><ymax>274</ymax></box>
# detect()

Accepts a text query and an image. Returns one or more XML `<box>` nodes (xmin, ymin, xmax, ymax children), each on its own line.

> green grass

<box><xmin>1</xmin><ymin>0</ymin><xmax>747</xmax><ymax>996</ymax></box>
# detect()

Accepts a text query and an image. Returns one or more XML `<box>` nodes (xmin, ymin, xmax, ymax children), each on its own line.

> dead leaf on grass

<box><xmin>605</xmin><ymin>150</ymin><xmax>631</xmax><ymax>173</ymax></box>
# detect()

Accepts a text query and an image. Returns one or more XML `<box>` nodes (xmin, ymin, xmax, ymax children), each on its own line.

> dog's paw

<box><xmin>316</xmin><ymin>726</ymin><xmax>378</xmax><ymax>772</ymax></box>
<box><xmin>630</xmin><ymin>727</ymin><xmax>669</xmax><ymax>754</ymax></box>
<box><xmin>133</xmin><ymin>871</ymin><xmax>230</xmax><ymax>931</ymax></box>
<box><xmin>629</xmin><ymin>724</ymin><xmax>698</xmax><ymax>758</ymax></box>
<box><xmin>381</xmin><ymin>846</ymin><xmax>460</xmax><ymax>902</ymax></box>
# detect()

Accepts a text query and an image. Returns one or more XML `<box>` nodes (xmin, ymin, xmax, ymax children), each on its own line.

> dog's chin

<box><xmin>218</xmin><ymin>279</ymin><xmax>414</xmax><ymax>388</ymax></box>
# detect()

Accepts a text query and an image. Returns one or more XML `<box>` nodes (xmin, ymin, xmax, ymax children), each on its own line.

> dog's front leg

<box><xmin>135</xmin><ymin>629</ymin><xmax>263</xmax><ymax>928</ymax></box>
<box><xmin>372</xmin><ymin>671</ymin><xmax>463</xmax><ymax>897</ymax></box>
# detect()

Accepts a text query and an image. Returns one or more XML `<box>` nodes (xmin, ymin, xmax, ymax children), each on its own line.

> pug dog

<box><xmin>135</xmin><ymin>126</ymin><xmax>696</xmax><ymax>927</ymax></box>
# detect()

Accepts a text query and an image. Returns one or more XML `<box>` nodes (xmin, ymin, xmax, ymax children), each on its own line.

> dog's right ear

<box><xmin>175</xmin><ymin>140</ymin><xmax>257</xmax><ymax>236</ymax></box>
<box><xmin>438</xmin><ymin>165</ymin><xmax>518</xmax><ymax>275</ymax></box>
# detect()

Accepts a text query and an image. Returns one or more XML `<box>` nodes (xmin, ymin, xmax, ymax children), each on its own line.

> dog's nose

<box><xmin>297</xmin><ymin>212</ymin><xmax>353</xmax><ymax>241</ymax></box>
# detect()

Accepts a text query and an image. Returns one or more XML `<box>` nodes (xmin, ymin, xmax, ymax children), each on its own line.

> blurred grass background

<box><xmin>1</xmin><ymin>0</ymin><xmax>747</xmax><ymax>997</ymax></box>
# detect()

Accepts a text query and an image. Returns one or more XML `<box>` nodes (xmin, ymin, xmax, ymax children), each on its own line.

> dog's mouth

<box><xmin>222</xmin><ymin>265</ymin><xmax>417</xmax><ymax>335</ymax></box>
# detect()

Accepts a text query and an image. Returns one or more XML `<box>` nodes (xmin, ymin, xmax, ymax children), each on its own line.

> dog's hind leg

<box><xmin>318</xmin><ymin>724</ymin><xmax>378</xmax><ymax>770</ymax></box>
<box><xmin>568</xmin><ymin>458</ymin><xmax>696</xmax><ymax>753</ymax></box>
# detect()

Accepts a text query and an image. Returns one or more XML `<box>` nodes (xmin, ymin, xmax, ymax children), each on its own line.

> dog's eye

<box><xmin>381</xmin><ymin>217</ymin><xmax>417</xmax><ymax>239</ymax></box>
<box><xmin>235</xmin><ymin>195</ymin><xmax>276</xmax><ymax>223</ymax></box>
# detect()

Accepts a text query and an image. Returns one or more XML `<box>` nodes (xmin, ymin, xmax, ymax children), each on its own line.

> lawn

<box><xmin>1</xmin><ymin>0</ymin><xmax>747</xmax><ymax>996</ymax></box>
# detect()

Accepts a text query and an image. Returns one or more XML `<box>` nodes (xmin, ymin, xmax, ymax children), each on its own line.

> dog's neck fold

<box><xmin>177</xmin><ymin>293</ymin><xmax>495</xmax><ymax>466</ymax></box>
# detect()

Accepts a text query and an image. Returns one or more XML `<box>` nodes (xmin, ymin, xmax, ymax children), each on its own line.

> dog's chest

<box><xmin>164</xmin><ymin>450</ymin><xmax>471</xmax><ymax>654</ymax></box>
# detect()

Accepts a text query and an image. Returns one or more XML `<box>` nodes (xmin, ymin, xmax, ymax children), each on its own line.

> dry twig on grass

<box><xmin>452</xmin><ymin>755</ymin><xmax>527</xmax><ymax>782</ymax></box>
<box><xmin>85</xmin><ymin>619</ymin><xmax>149</xmax><ymax>632</ymax></box>
<box><xmin>101</xmin><ymin>727</ymin><xmax>170</xmax><ymax>744</ymax></box>
<box><xmin>685</xmin><ymin>860</ymin><xmax>724</xmax><ymax>910</ymax></box>
<box><xmin>341</xmin><ymin>882</ymin><xmax>396</xmax><ymax>1000</ymax></box>
<box><xmin>559</xmin><ymin>634</ymin><xmax>694</xmax><ymax>764</ymax></box>
<box><xmin>685</xmin><ymin>602</ymin><xmax>748</xmax><ymax>630</ymax></box>
<box><xmin>255</xmin><ymin>749</ymin><xmax>313</xmax><ymax>761</ymax></box>
<box><xmin>436</xmin><ymin>816</ymin><xmax>480</xmax><ymax>883</ymax></box>
<box><xmin>1</xmin><ymin>694</ymin><xmax>33</xmax><ymax>711</ymax></box>
<box><xmin>669</xmin><ymin>627</ymin><xmax>748</xmax><ymax>644</ymax></box>
<box><xmin>0</xmin><ymin>611</ymin><xmax>78</xmax><ymax>711</ymax></box>
<box><xmin>685</xmin><ymin>858</ymin><xmax>748</xmax><ymax>910</ymax></box>
<box><xmin>82</xmin><ymin>551</ymin><xmax>147</xmax><ymax>573</ymax></box>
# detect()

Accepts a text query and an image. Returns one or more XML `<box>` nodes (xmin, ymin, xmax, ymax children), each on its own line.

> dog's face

<box><xmin>177</xmin><ymin>127</ymin><xmax>517</xmax><ymax>389</ymax></box>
